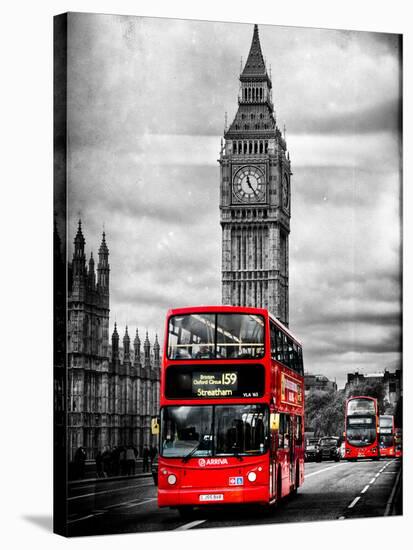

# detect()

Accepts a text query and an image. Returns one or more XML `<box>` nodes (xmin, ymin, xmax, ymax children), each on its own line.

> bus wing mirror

<box><xmin>151</xmin><ymin>417</ymin><xmax>160</xmax><ymax>435</ymax></box>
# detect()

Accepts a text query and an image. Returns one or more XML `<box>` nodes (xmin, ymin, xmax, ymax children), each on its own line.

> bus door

<box><xmin>288</xmin><ymin>416</ymin><xmax>295</xmax><ymax>485</ymax></box>
<box><xmin>269</xmin><ymin>412</ymin><xmax>278</xmax><ymax>500</ymax></box>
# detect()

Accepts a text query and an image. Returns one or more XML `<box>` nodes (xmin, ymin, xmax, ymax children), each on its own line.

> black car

<box><xmin>305</xmin><ymin>438</ymin><xmax>320</xmax><ymax>462</ymax></box>
<box><xmin>317</xmin><ymin>436</ymin><xmax>341</xmax><ymax>462</ymax></box>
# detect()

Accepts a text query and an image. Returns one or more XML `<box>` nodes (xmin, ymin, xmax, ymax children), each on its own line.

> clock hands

<box><xmin>246</xmin><ymin>176</ymin><xmax>258</xmax><ymax>196</ymax></box>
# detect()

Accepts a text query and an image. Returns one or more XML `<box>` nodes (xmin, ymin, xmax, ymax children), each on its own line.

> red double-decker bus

<box><xmin>394</xmin><ymin>428</ymin><xmax>402</xmax><ymax>458</ymax></box>
<box><xmin>157</xmin><ymin>306</ymin><xmax>304</xmax><ymax>515</ymax></box>
<box><xmin>344</xmin><ymin>396</ymin><xmax>379</xmax><ymax>460</ymax></box>
<box><xmin>379</xmin><ymin>415</ymin><xmax>395</xmax><ymax>458</ymax></box>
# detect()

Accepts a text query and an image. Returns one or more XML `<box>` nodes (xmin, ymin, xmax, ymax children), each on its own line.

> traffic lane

<box><xmin>67</xmin><ymin>461</ymin><xmax>337</xmax><ymax>525</ymax></box>
<box><xmin>193</xmin><ymin>458</ymin><xmax>395</xmax><ymax>530</ymax></box>
<box><xmin>344</xmin><ymin>458</ymin><xmax>401</xmax><ymax>519</ymax></box>
<box><xmin>67</xmin><ymin>458</ymin><xmax>401</xmax><ymax>536</ymax></box>
<box><xmin>67</xmin><ymin>492</ymin><xmax>185</xmax><ymax>536</ymax></box>
<box><xmin>68</xmin><ymin>475</ymin><xmax>152</xmax><ymax>498</ymax></box>
<box><xmin>68</xmin><ymin>477</ymin><xmax>156</xmax><ymax>520</ymax></box>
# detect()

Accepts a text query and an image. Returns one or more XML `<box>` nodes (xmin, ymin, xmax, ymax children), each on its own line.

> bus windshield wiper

<box><xmin>182</xmin><ymin>443</ymin><xmax>201</xmax><ymax>463</ymax></box>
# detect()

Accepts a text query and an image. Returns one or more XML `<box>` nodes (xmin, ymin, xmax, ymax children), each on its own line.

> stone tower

<box><xmin>219</xmin><ymin>24</ymin><xmax>291</xmax><ymax>325</ymax></box>
<box><xmin>67</xmin><ymin>221</ymin><xmax>110</xmax><ymax>458</ymax></box>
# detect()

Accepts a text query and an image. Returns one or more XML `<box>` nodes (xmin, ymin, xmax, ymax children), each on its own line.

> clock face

<box><xmin>282</xmin><ymin>174</ymin><xmax>289</xmax><ymax>210</ymax></box>
<box><xmin>233</xmin><ymin>166</ymin><xmax>266</xmax><ymax>203</ymax></box>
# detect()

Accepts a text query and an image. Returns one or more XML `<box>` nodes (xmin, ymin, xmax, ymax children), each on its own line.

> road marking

<box><xmin>70</xmin><ymin>478</ymin><xmax>150</xmax><ymax>491</ymax></box>
<box><xmin>361</xmin><ymin>485</ymin><xmax>370</xmax><ymax>494</ymax></box>
<box><xmin>176</xmin><ymin>519</ymin><xmax>207</xmax><ymax>531</ymax></box>
<box><xmin>68</xmin><ymin>482</ymin><xmax>153</xmax><ymax>501</ymax></box>
<box><xmin>369</xmin><ymin>477</ymin><xmax>376</xmax><ymax>484</ymax></box>
<box><xmin>306</xmin><ymin>463</ymin><xmax>344</xmax><ymax>478</ymax></box>
<box><xmin>384</xmin><ymin>467</ymin><xmax>402</xmax><ymax>516</ymax></box>
<box><xmin>348</xmin><ymin>496</ymin><xmax>361</xmax><ymax>509</ymax></box>
<box><xmin>68</xmin><ymin>512</ymin><xmax>104</xmax><ymax>524</ymax></box>
<box><xmin>124</xmin><ymin>498</ymin><xmax>157</xmax><ymax>509</ymax></box>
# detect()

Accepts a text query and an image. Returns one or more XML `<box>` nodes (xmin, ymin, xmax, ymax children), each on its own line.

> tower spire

<box><xmin>72</xmin><ymin>219</ymin><xmax>86</xmax><ymax>278</ymax></box>
<box><xmin>97</xmin><ymin>230</ymin><xmax>110</xmax><ymax>292</ymax></box>
<box><xmin>241</xmin><ymin>24</ymin><xmax>268</xmax><ymax>80</ymax></box>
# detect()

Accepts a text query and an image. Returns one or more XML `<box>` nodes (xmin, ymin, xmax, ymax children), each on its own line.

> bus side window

<box><xmin>276</xmin><ymin>329</ymin><xmax>284</xmax><ymax>364</ymax></box>
<box><xmin>298</xmin><ymin>347</ymin><xmax>304</xmax><ymax>375</ymax></box>
<box><xmin>295</xmin><ymin>416</ymin><xmax>303</xmax><ymax>446</ymax></box>
<box><xmin>284</xmin><ymin>414</ymin><xmax>290</xmax><ymax>448</ymax></box>
<box><xmin>282</xmin><ymin>333</ymin><xmax>290</xmax><ymax>368</ymax></box>
<box><xmin>270</xmin><ymin>323</ymin><xmax>277</xmax><ymax>359</ymax></box>
<box><xmin>291</xmin><ymin>342</ymin><xmax>299</xmax><ymax>373</ymax></box>
<box><xmin>278</xmin><ymin>414</ymin><xmax>285</xmax><ymax>448</ymax></box>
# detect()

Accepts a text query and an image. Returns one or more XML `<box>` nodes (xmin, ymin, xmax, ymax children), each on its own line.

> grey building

<box><xmin>67</xmin><ymin>221</ymin><xmax>160</xmax><ymax>461</ymax></box>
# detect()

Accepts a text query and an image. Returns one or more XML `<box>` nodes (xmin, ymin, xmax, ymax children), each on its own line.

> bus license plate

<box><xmin>199</xmin><ymin>494</ymin><xmax>224</xmax><ymax>502</ymax></box>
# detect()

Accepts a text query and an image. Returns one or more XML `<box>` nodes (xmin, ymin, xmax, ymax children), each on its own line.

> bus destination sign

<box><xmin>165</xmin><ymin>364</ymin><xmax>265</xmax><ymax>399</ymax></box>
<box><xmin>192</xmin><ymin>372</ymin><xmax>238</xmax><ymax>397</ymax></box>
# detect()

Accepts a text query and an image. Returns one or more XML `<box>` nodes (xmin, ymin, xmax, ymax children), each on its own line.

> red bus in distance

<box><xmin>344</xmin><ymin>396</ymin><xmax>379</xmax><ymax>461</ymax></box>
<box><xmin>394</xmin><ymin>428</ymin><xmax>402</xmax><ymax>458</ymax></box>
<box><xmin>379</xmin><ymin>415</ymin><xmax>395</xmax><ymax>458</ymax></box>
<box><xmin>157</xmin><ymin>306</ymin><xmax>305</xmax><ymax>515</ymax></box>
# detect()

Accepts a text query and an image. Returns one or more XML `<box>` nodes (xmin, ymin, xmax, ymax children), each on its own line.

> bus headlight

<box><xmin>247</xmin><ymin>471</ymin><xmax>257</xmax><ymax>482</ymax></box>
<box><xmin>167</xmin><ymin>474</ymin><xmax>177</xmax><ymax>485</ymax></box>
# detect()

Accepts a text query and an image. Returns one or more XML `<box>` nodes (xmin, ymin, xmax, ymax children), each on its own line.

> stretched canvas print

<box><xmin>53</xmin><ymin>12</ymin><xmax>403</xmax><ymax>537</ymax></box>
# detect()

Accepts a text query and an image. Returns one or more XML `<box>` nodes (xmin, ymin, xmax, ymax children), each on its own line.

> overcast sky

<box><xmin>66</xmin><ymin>13</ymin><xmax>402</xmax><ymax>388</ymax></box>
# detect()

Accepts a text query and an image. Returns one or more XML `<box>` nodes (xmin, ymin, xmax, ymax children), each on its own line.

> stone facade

<box><xmin>67</xmin><ymin>221</ymin><xmax>160</xmax><ymax>460</ymax></box>
<box><xmin>220</xmin><ymin>25</ymin><xmax>291</xmax><ymax>325</ymax></box>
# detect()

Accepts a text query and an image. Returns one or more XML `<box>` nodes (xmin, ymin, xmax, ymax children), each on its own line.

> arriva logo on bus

<box><xmin>198</xmin><ymin>458</ymin><xmax>229</xmax><ymax>467</ymax></box>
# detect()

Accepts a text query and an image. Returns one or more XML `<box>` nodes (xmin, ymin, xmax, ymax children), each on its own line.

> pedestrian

<box><xmin>126</xmin><ymin>445</ymin><xmax>136</xmax><ymax>475</ymax></box>
<box><xmin>142</xmin><ymin>446</ymin><xmax>150</xmax><ymax>472</ymax></box>
<box><xmin>102</xmin><ymin>446</ymin><xmax>111</xmax><ymax>477</ymax></box>
<box><xmin>149</xmin><ymin>445</ymin><xmax>157</xmax><ymax>468</ymax></box>
<box><xmin>95</xmin><ymin>450</ymin><xmax>104</xmax><ymax>478</ymax></box>
<box><xmin>74</xmin><ymin>446</ymin><xmax>87</xmax><ymax>479</ymax></box>
<box><xmin>119</xmin><ymin>446</ymin><xmax>126</xmax><ymax>475</ymax></box>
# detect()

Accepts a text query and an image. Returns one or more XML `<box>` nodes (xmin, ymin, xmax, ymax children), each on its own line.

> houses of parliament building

<box><xmin>66</xmin><ymin>221</ymin><xmax>160</xmax><ymax>461</ymax></box>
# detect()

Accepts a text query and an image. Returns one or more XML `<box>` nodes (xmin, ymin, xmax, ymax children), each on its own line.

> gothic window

<box><xmin>259</xmin><ymin>141</ymin><xmax>263</xmax><ymax>154</ymax></box>
<box><xmin>260</xmin><ymin>88</ymin><xmax>263</xmax><ymax>100</ymax></box>
<box><xmin>241</xmin><ymin>113</ymin><xmax>245</xmax><ymax>120</ymax></box>
<box><xmin>244</xmin><ymin>124</ymin><xmax>249</xmax><ymax>130</ymax></box>
<box><xmin>233</xmin><ymin>141</ymin><xmax>237</xmax><ymax>154</ymax></box>
<box><xmin>249</xmin><ymin>141</ymin><xmax>252</xmax><ymax>154</ymax></box>
<box><xmin>243</xmin><ymin>141</ymin><xmax>247</xmax><ymax>154</ymax></box>
<box><xmin>254</xmin><ymin>141</ymin><xmax>258</xmax><ymax>154</ymax></box>
<box><xmin>265</xmin><ymin>141</ymin><xmax>268</xmax><ymax>153</ymax></box>
<box><xmin>260</xmin><ymin>113</ymin><xmax>264</xmax><ymax>119</ymax></box>
<box><xmin>235</xmin><ymin>124</ymin><xmax>239</xmax><ymax>130</ymax></box>
<box><xmin>251</xmin><ymin>113</ymin><xmax>254</xmax><ymax>119</ymax></box>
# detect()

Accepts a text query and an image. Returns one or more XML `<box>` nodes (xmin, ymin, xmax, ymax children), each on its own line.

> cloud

<box><xmin>65</xmin><ymin>14</ymin><xmax>402</xmax><ymax>389</ymax></box>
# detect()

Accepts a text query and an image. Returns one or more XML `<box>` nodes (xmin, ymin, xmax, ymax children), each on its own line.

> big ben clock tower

<box><xmin>220</xmin><ymin>24</ymin><xmax>291</xmax><ymax>326</ymax></box>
